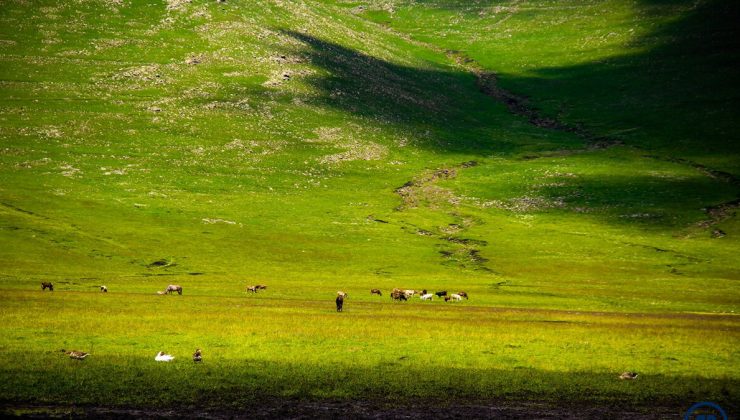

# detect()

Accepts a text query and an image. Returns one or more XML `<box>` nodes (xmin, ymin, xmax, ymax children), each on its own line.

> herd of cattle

<box><xmin>336</xmin><ymin>288</ymin><xmax>469</xmax><ymax>311</ymax></box>
<box><xmin>40</xmin><ymin>282</ymin><xmax>470</xmax><ymax>313</ymax></box>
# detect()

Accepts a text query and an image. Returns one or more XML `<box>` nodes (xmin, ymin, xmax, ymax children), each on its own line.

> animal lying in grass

<box><xmin>165</xmin><ymin>284</ymin><xmax>182</xmax><ymax>295</ymax></box>
<box><xmin>100</xmin><ymin>285</ymin><xmax>108</xmax><ymax>293</ymax></box>
<box><xmin>619</xmin><ymin>371</ymin><xmax>638</xmax><ymax>380</ymax></box>
<box><xmin>61</xmin><ymin>349</ymin><xmax>89</xmax><ymax>360</ymax></box>
<box><xmin>41</xmin><ymin>282</ymin><xmax>53</xmax><ymax>291</ymax></box>
<box><xmin>155</xmin><ymin>351</ymin><xmax>175</xmax><ymax>362</ymax></box>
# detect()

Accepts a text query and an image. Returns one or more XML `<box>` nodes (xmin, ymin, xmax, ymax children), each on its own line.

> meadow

<box><xmin>0</xmin><ymin>0</ymin><xmax>738</xmax><ymax>416</ymax></box>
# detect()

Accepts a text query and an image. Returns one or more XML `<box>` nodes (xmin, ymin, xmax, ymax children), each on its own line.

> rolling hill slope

<box><xmin>0</xmin><ymin>0</ymin><xmax>737</xmax><ymax>414</ymax></box>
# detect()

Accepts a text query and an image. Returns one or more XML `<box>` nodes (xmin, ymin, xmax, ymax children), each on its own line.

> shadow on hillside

<box><xmin>280</xmin><ymin>29</ymin><xmax>559</xmax><ymax>154</ymax></box>
<box><xmin>532</xmin><ymin>172</ymin><xmax>735</xmax><ymax>230</ymax></box>
<box><xmin>493</xmin><ymin>0</ymin><xmax>740</xmax><ymax>171</ymax></box>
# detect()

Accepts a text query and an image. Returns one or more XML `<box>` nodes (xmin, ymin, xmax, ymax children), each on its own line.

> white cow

<box><xmin>420</xmin><ymin>293</ymin><xmax>434</xmax><ymax>301</ymax></box>
<box><xmin>450</xmin><ymin>294</ymin><xmax>462</xmax><ymax>301</ymax></box>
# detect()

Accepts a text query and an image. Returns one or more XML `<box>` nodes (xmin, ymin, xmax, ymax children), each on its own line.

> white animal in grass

<box><xmin>449</xmin><ymin>294</ymin><xmax>462</xmax><ymax>301</ymax></box>
<box><xmin>420</xmin><ymin>293</ymin><xmax>434</xmax><ymax>301</ymax></box>
<box><xmin>155</xmin><ymin>351</ymin><xmax>175</xmax><ymax>362</ymax></box>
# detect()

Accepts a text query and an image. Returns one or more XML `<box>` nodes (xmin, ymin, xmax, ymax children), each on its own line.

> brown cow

<box><xmin>165</xmin><ymin>284</ymin><xmax>182</xmax><ymax>295</ymax></box>
<box><xmin>390</xmin><ymin>289</ymin><xmax>407</xmax><ymax>301</ymax></box>
<box><xmin>370</xmin><ymin>288</ymin><xmax>382</xmax><ymax>296</ymax></box>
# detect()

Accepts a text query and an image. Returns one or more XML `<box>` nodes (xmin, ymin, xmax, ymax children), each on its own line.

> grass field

<box><xmin>0</xmin><ymin>0</ymin><xmax>738</xmax><ymax>416</ymax></box>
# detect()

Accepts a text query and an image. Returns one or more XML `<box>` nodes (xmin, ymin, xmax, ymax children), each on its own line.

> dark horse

<box><xmin>41</xmin><ymin>282</ymin><xmax>54</xmax><ymax>291</ymax></box>
<box><xmin>336</xmin><ymin>295</ymin><xmax>344</xmax><ymax>312</ymax></box>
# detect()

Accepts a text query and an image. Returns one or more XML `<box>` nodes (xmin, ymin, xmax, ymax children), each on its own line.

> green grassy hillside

<box><xmin>0</xmin><ymin>0</ymin><xmax>738</xmax><ymax>414</ymax></box>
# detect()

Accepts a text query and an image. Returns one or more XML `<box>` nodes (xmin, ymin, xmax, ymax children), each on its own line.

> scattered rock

<box><xmin>185</xmin><ymin>55</ymin><xmax>202</xmax><ymax>65</ymax></box>
<box><xmin>202</xmin><ymin>218</ymin><xmax>238</xmax><ymax>225</ymax></box>
<box><xmin>712</xmin><ymin>229</ymin><xmax>726</xmax><ymax>238</ymax></box>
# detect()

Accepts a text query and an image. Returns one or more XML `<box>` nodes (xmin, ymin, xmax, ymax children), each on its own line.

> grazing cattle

<box><xmin>165</xmin><ymin>284</ymin><xmax>182</xmax><ymax>295</ymax></box>
<box><xmin>246</xmin><ymin>285</ymin><xmax>258</xmax><ymax>293</ymax></box>
<box><xmin>193</xmin><ymin>349</ymin><xmax>202</xmax><ymax>363</ymax></box>
<box><xmin>444</xmin><ymin>296</ymin><xmax>451</xmax><ymax>302</ymax></box>
<box><xmin>336</xmin><ymin>295</ymin><xmax>344</xmax><ymax>312</ymax></box>
<box><xmin>403</xmin><ymin>289</ymin><xmax>417</xmax><ymax>298</ymax></box>
<box><xmin>255</xmin><ymin>284</ymin><xmax>267</xmax><ymax>290</ymax></box>
<box><xmin>390</xmin><ymin>290</ymin><xmax>407</xmax><ymax>301</ymax></box>
<box><xmin>100</xmin><ymin>285</ymin><xmax>108</xmax><ymax>293</ymax></box>
<box><xmin>458</xmin><ymin>291</ymin><xmax>469</xmax><ymax>299</ymax></box>
<box><xmin>41</xmin><ymin>282</ymin><xmax>54</xmax><ymax>291</ymax></box>
<box><xmin>420</xmin><ymin>293</ymin><xmax>434</xmax><ymax>301</ymax></box>
<box><xmin>370</xmin><ymin>288</ymin><xmax>382</xmax><ymax>296</ymax></box>
<box><xmin>435</xmin><ymin>291</ymin><xmax>447</xmax><ymax>298</ymax></box>
<box><xmin>337</xmin><ymin>291</ymin><xmax>348</xmax><ymax>299</ymax></box>
<box><xmin>449</xmin><ymin>294</ymin><xmax>462</xmax><ymax>301</ymax></box>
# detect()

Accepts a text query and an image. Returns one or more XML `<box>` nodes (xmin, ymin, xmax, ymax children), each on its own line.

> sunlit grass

<box><xmin>0</xmin><ymin>0</ymin><xmax>738</xmax><ymax>411</ymax></box>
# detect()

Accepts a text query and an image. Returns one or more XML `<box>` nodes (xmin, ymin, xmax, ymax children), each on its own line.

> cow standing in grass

<box><xmin>336</xmin><ymin>295</ymin><xmax>344</xmax><ymax>312</ymax></box>
<box><xmin>391</xmin><ymin>290</ymin><xmax>407</xmax><ymax>301</ymax></box>
<box><xmin>41</xmin><ymin>282</ymin><xmax>53</xmax><ymax>291</ymax></box>
<box><xmin>165</xmin><ymin>284</ymin><xmax>182</xmax><ymax>295</ymax></box>
<box><xmin>370</xmin><ymin>288</ymin><xmax>382</xmax><ymax>296</ymax></box>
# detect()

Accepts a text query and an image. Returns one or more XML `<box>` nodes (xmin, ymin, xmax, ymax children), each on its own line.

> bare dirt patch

<box><xmin>1</xmin><ymin>400</ymin><xmax>685</xmax><ymax>419</ymax></box>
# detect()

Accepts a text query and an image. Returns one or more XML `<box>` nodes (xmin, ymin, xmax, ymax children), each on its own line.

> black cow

<box><xmin>435</xmin><ymin>291</ymin><xmax>447</xmax><ymax>298</ymax></box>
<box><xmin>41</xmin><ymin>282</ymin><xmax>54</xmax><ymax>291</ymax></box>
<box><xmin>336</xmin><ymin>295</ymin><xmax>344</xmax><ymax>312</ymax></box>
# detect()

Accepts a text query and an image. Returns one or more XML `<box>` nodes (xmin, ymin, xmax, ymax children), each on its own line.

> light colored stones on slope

<box><xmin>166</xmin><ymin>0</ymin><xmax>191</xmax><ymax>11</ymax></box>
<box><xmin>59</xmin><ymin>164</ymin><xmax>82</xmax><ymax>178</ymax></box>
<box><xmin>112</xmin><ymin>64</ymin><xmax>167</xmax><ymax>86</ymax></box>
<box><xmin>319</xmin><ymin>141</ymin><xmax>387</xmax><ymax>165</ymax></box>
